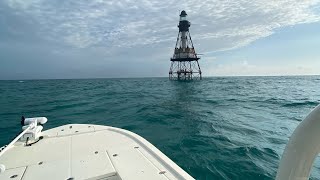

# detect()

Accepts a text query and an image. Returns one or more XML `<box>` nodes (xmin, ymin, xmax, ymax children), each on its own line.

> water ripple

<box><xmin>0</xmin><ymin>76</ymin><xmax>319</xmax><ymax>179</ymax></box>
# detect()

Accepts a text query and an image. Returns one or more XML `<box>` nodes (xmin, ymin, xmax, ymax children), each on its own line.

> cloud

<box><xmin>1</xmin><ymin>0</ymin><xmax>320</xmax><ymax>79</ymax></box>
<box><xmin>3</xmin><ymin>0</ymin><xmax>320</xmax><ymax>50</ymax></box>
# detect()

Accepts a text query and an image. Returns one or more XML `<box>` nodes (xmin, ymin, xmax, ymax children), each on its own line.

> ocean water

<box><xmin>0</xmin><ymin>76</ymin><xmax>319</xmax><ymax>179</ymax></box>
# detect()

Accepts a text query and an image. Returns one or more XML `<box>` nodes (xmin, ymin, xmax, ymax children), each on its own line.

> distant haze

<box><xmin>1</xmin><ymin>0</ymin><xmax>320</xmax><ymax>80</ymax></box>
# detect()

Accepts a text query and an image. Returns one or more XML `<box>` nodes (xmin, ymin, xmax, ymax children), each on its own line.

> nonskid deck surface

<box><xmin>0</xmin><ymin>124</ymin><xmax>194</xmax><ymax>180</ymax></box>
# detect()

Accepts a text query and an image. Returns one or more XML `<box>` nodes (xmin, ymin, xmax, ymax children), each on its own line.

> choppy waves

<box><xmin>0</xmin><ymin>76</ymin><xmax>320</xmax><ymax>179</ymax></box>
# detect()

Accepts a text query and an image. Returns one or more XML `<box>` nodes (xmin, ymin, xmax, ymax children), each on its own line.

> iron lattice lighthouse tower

<box><xmin>169</xmin><ymin>10</ymin><xmax>202</xmax><ymax>80</ymax></box>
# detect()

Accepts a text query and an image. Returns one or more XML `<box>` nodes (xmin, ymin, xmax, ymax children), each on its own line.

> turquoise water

<box><xmin>0</xmin><ymin>76</ymin><xmax>320</xmax><ymax>179</ymax></box>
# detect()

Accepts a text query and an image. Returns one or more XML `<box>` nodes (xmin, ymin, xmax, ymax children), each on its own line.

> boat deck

<box><xmin>0</xmin><ymin>124</ymin><xmax>193</xmax><ymax>180</ymax></box>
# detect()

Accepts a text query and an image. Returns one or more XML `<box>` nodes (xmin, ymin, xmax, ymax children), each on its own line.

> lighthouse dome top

<box><xmin>179</xmin><ymin>10</ymin><xmax>188</xmax><ymax>21</ymax></box>
<box><xmin>180</xmin><ymin>10</ymin><xmax>187</xmax><ymax>17</ymax></box>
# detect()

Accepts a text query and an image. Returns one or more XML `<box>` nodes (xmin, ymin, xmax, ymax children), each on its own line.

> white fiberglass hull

<box><xmin>0</xmin><ymin>124</ymin><xmax>194</xmax><ymax>180</ymax></box>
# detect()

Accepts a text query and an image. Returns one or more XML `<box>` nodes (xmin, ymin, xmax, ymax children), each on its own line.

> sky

<box><xmin>1</xmin><ymin>0</ymin><xmax>320</xmax><ymax>80</ymax></box>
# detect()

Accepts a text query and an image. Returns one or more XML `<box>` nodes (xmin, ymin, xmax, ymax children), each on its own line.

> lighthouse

<box><xmin>169</xmin><ymin>10</ymin><xmax>202</xmax><ymax>80</ymax></box>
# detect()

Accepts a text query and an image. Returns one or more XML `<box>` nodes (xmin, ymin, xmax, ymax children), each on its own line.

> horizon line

<box><xmin>1</xmin><ymin>74</ymin><xmax>319</xmax><ymax>81</ymax></box>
